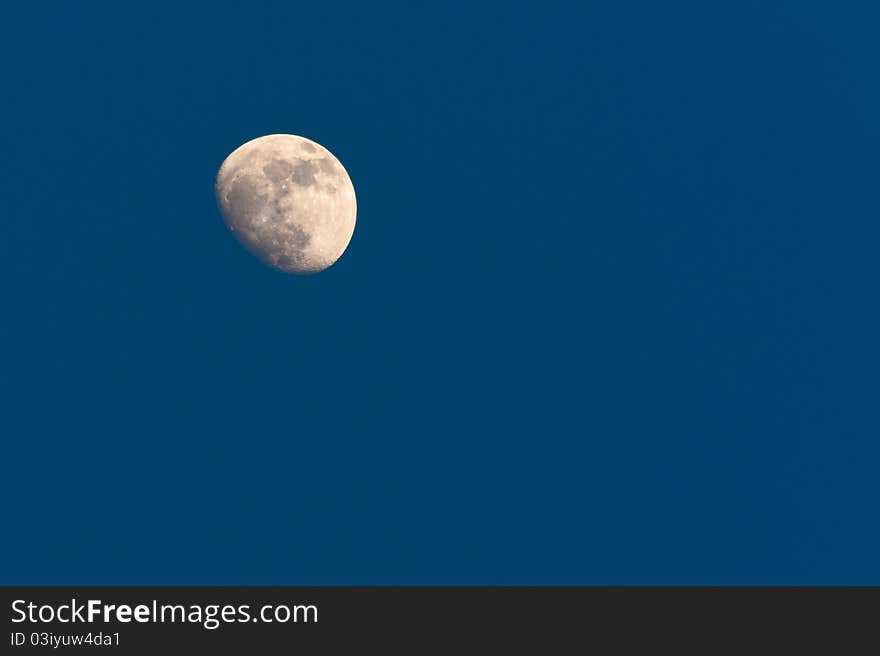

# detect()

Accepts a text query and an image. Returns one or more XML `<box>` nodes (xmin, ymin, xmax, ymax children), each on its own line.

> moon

<box><xmin>215</xmin><ymin>134</ymin><xmax>356</xmax><ymax>274</ymax></box>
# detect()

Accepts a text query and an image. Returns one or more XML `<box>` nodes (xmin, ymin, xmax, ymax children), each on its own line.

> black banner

<box><xmin>2</xmin><ymin>587</ymin><xmax>877</xmax><ymax>652</ymax></box>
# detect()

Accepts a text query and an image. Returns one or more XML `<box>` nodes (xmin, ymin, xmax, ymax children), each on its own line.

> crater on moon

<box><xmin>215</xmin><ymin>134</ymin><xmax>357</xmax><ymax>274</ymax></box>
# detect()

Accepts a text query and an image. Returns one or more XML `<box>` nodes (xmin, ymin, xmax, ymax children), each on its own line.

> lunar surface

<box><xmin>215</xmin><ymin>134</ymin><xmax>356</xmax><ymax>274</ymax></box>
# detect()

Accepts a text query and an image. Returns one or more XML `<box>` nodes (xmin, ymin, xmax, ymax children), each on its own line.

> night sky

<box><xmin>3</xmin><ymin>2</ymin><xmax>879</xmax><ymax>583</ymax></box>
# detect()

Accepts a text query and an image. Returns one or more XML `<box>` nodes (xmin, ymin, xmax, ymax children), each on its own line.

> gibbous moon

<box><xmin>215</xmin><ymin>134</ymin><xmax>356</xmax><ymax>274</ymax></box>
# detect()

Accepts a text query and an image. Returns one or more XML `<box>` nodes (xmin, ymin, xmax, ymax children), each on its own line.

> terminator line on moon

<box><xmin>215</xmin><ymin>134</ymin><xmax>357</xmax><ymax>274</ymax></box>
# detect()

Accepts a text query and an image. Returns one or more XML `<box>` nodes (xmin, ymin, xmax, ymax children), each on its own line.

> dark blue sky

<box><xmin>2</xmin><ymin>2</ymin><xmax>879</xmax><ymax>583</ymax></box>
